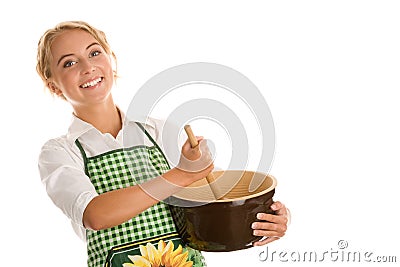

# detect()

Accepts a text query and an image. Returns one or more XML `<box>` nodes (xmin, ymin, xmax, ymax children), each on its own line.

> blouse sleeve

<box><xmin>38</xmin><ymin>138</ymin><xmax>98</xmax><ymax>232</ymax></box>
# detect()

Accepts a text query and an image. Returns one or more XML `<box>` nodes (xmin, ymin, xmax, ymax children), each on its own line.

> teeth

<box><xmin>81</xmin><ymin>78</ymin><xmax>102</xmax><ymax>88</ymax></box>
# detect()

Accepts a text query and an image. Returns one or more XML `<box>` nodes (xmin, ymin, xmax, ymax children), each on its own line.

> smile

<box><xmin>80</xmin><ymin>77</ymin><xmax>103</xmax><ymax>89</ymax></box>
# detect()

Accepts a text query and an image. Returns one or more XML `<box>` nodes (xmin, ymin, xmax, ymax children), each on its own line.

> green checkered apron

<box><xmin>75</xmin><ymin>122</ymin><xmax>205</xmax><ymax>267</ymax></box>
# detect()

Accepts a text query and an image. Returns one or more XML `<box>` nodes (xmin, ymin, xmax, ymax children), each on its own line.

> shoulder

<box><xmin>40</xmin><ymin>135</ymin><xmax>70</xmax><ymax>151</ymax></box>
<box><xmin>38</xmin><ymin>134</ymin><xmax>82</xmax><ymax>164</ymax></box>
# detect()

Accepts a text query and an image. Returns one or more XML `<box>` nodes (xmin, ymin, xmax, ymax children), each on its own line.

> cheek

<box><xmin>101</xmin><ymin>58</ymin><xmax>115</xmax><ymax>77</ymax></box>
<box><xmin>53</xmin><ymin>71</ymin><xmax>78</xmax><ymax>91</ymax></box>
<box><xmin>60</xmin><ymin>72</ymin><xmax>75</xmax><ymax>84</ymax></box>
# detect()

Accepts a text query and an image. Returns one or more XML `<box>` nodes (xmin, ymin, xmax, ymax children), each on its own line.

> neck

<box><xmin>73</xmin><ymin>96</ymin><xmax>122</xmax><ymax>138</ymax></box>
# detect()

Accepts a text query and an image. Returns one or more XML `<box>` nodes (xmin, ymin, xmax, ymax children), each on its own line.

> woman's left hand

<box><xmin>252</xmin><ymin>201</ymin><xmax>290</xmax><ymax>246</ymax></box>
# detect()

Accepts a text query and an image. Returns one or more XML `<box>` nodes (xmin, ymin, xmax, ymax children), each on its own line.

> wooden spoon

<box><xmin>184</xmin><ymin>125</ymin><xmax>222</xmax><ymax>200</ymax></box>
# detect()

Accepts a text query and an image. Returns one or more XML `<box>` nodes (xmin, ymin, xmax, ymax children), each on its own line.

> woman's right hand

<box><xmin>174</xmin><ymin>136</ymin><xmax>214</xmax><ymax>185</ymax></box>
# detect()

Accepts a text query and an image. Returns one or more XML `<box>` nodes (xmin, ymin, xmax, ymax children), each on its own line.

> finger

<box><xmin>191</xmin><ymin>137</ymin><xmax>206</xmax><ymax>154</ymax></box>
<box><xmin>257</xmin><ymin>213</ymin><xmax>288</xmax><ymax>225</ymax></box>
<box><xmin>270</xmin><ymin>201</ymin><xmax>291</xmax><ymax>225</ymax></box>
<box><xmin>183</xmin><ymin>136</ymin><xmax>203</xmax><ymax>149</ymax></box>
<box><xmin>253</xmin><ymin>237</ymin><xmax>279</xmax><ymax>246</ymax></box>
<box><xmin>182</xmin><ymin>139</ymin><xmax>194</xmax><ymax>150</ymax></box>
<box><xmin>253</xmin><ymin>228</ymin><xmax>285</xmax><ymax>238</ymax></box>
<box><xmin>196</xmin><ymin>136</ymin><xmax>204</xmax><ymax>142</ymax></box>
<box><xmin>182</xmin><ymin>140</ymin><xmax>202</xmax><ymax>160</ymax></box>
<box><xmin>199</xmin><ymin>140</ymin><xmax>212</xmax><ymax>161</ymax></box>
<box><xmin>271</xmin><ymin>201</ymin><xmax>283</xmax><ymax>210</ymax></box>
<box><xmin>251</xmin><ymin>222</ymin><xmax>287</xmax><ymax>233</ymax></box>
<box><xmin>271</xmin><ymin>201</ymin><xmax>287</xmax><ymax>215</ymax></box>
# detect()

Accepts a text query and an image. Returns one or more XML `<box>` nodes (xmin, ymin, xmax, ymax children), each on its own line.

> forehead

<box><xmin>51</xmin><ymin>29</ymin><xmax>98</xmax><ymax>58</ymax></box>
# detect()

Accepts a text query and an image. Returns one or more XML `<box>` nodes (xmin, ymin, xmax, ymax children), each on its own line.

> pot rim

<box><xmin>174</xmin><ymin>170</ymin><xmax>277</xmax><ymax>203</ymax></box>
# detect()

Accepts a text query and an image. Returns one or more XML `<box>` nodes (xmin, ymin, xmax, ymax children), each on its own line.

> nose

<box><xmin>80</xmin><ymin>59</ymin><xmax>95</xmax><ymax>74</ymax></box>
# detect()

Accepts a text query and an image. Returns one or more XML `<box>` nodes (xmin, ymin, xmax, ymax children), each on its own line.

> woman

<box><xmin>37</xmin><ymin>21</ymin><xmax>289</xmax><ymax>267</ymax></box>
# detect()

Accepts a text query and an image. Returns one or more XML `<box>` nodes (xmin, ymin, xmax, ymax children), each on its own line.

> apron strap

<box><xmin>135</xmin><ymin>122</ymin><xmax>171</xmax><ymax>169</ymax></box>
<box><xmin>75</xmin><ymin>139</ymin><xmax>90</xmax><ymax>176</ymax></box>
<box><xmin>74</xmin><ymin>122</ymin><xmax>172</xmax><ymax>174</ymax></box>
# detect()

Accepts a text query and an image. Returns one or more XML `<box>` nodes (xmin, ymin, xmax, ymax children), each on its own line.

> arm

<box><xmin>83</xmin><ymin>137</ymin><xmax>213</xmax><ymax>230</ymax></box>
<box><xmin>83</xmin><ymin>165</ymin><xmax>213</xmax><ymax>230</ymax></box>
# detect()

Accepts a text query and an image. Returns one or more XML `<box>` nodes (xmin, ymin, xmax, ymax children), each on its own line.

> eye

<box><xmin>90</xmin><ymin>50</ymin><xmax>101</xmax><ymax>57</ymax></box>
<box><xmin>63</xmin><ymin>60</ymin><xmax>77</xmax><ymax>68</ymax></box>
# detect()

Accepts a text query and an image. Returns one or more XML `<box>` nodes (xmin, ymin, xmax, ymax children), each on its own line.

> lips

<box><xmin>80</xmin><ymin>77</ymin><xmax>103</xmax><ymax>89</ymax></box>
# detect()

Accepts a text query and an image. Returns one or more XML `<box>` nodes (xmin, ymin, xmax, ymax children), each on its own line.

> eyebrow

<box><xmin>56</xmin><ymin>42</ymin><xmax>101</xmax><ymax>66</ymax></box>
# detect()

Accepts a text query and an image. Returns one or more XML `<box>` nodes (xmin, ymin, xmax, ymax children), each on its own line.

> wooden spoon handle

<box><xmin>184</xmin><ymin>125</ymin><xmax>200</xmax><ymax>147</ymax></box>
<box><xmin>184</xmin><ymin>125</ymin><xmax>220</xmax><ymax>199</ymax></box>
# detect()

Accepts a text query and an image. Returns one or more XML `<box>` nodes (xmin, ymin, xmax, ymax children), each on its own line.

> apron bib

<box><xmin>75</xmin><ymin>122</ymin><xmax>205</xmax><ymax>267</ymax></box>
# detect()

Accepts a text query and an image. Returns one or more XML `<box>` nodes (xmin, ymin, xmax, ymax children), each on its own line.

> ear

<box><xmin>47</xmin><ymin>82</ymin><xmax>63</xmax><ymax>96</ymax></box>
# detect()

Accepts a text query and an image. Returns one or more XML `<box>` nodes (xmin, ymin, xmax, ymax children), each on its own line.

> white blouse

<box><xmin>38</xmin><ymin>114</ymin><xmax>181</xmax><ymax>240</ymax></box>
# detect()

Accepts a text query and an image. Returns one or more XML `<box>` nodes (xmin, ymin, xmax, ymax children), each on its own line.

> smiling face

<box><xmin>48</xmin><ymin>29</ymin><xmax>114</xmax><ymax>108</ymax></box>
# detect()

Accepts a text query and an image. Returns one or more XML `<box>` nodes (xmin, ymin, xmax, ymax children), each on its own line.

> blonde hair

<box><xmin>36</xmin><ymin>21</ymin><xmax>117</xmax><ymax>97</ymax></box>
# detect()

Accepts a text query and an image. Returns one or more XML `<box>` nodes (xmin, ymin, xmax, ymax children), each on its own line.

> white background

<box><xmin>1</xmin><ymin>1</ymin><xmax>399</xmax><ymax>266</ymax></box>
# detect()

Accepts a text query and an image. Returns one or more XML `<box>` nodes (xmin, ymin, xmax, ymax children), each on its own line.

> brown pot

<box><xmin>169</xmin><ymin>170</ymin><xmax>277</xmax><ymax>252</ymax></box>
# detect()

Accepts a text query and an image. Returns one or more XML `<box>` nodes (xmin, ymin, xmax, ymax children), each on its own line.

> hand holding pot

<box><xmin>252</xmin><ymin>201</ymin><xmax>290</xmax><ymax>246</ymax></box>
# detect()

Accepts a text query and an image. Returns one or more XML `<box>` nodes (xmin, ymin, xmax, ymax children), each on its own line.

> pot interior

<box><xmin>173</xmin><ymin>170</ymin><xmax>276</xmax><ymax>202</ymax></box>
